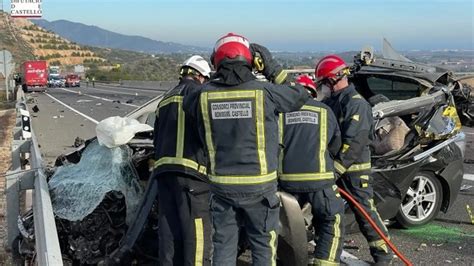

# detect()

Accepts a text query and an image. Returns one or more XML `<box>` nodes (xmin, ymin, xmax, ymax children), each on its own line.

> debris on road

<box><xmin>464</xmin><ymin>159</ymin><xmax>474</xmax><ymax>164</ymax></box>
<box><xmin>96</xmin><ymin>103</ymin><xmax>102</xmax><ymax>106</ymax></box>
<box><xmin>53</xmin><ymin>116</ymin><xmax>58</xmax><ymax>119</ymax></box>
<box><xmin>32</xmin><ymin>105</ymin><xmax>39</xmax><ymax>113</ymax></box>
<box><xmin>77</xmin><ymin>99</ymin><xmax>93</xmax><ymax>103</ymax></box>
<box><xmin>113</xmin><ymin>100</ymin><xmax>121</xmax><ymax>104</ymax></box>
<box><xmin>460</xmin><ymin>185</ymin><xmax>473</xmax><ymax>191</ymax></box>
<box><xmin>126</xmin><ymin>99</ymin><xmax>133</xmax><ymax>104</ymax></box>
<box><xmin>416</xmin><ymin>243</ymin><xmax>427</xmax><ymax>251</ymax></box>
<box><xmin>73</xmin><ymin>137</ymin><xmax>85</xmax><ymax>148</ymax></box>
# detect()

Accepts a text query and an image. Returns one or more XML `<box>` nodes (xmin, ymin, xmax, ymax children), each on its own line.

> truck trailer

<box><xmin>21</xmin><ymin>60</ymin><xmax>48</xmax><ymax>92</ymax></box>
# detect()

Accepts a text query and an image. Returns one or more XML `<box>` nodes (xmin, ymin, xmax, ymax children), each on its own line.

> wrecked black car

<box><xmin>14</xmin><ymin>41</ymin><xmax>468</xmax><ymax>265</ymax></box>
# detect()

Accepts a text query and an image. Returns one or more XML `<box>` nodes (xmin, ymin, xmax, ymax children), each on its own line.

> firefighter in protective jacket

<box><xmin>153</xmin><ymin>55</ymin><xmax>212</xmax><ymax>266</ymax></box>
<box><xmin>183</xmin><ymin>33</ymin><xmax>307</xmax><ymax>265</ymax></box>
<box><xmin>317</xmin><ymin>55</ymin><xmax>393</xmax><ymax>265</ymax></box>
<box><xmin>279</xmin><ymin>74</ymin><xmax>345</xmax><ymax>265</ymax></box>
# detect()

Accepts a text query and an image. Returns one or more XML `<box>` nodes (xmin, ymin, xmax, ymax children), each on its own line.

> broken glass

<box><xmin>48</xmin><ymin>139</ymin><xmax>143</xmax><ymax>225</ymax></box>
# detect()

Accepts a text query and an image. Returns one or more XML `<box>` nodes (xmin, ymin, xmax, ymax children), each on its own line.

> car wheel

<box><xmin>396</xmin><ymin>172</ymin><xmax>442</xmax><ymax>228</ymax></box>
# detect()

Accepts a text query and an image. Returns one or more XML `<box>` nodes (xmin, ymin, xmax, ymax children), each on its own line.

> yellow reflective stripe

<box><xmin>256</xmin><ymin>90</ymin><xmax>267</xmax><ymax>175</ymax></box>
<box><xmin>328</xmin><ymin>213</ymin><xmax>341</xmax><ymax>262</ymax></box>
<box><xmin>274</xmin><ymin>70</ymin><xmax>288</xmax><ymax>85</ymax></box>
<box><xmin>334</xmin><ymin>161</ymin><xmax>346</xmax><ymax>174</ymax></box>
<box><xmin>341</xmin><ymin>144</ymin><xmax>350</xmax><ymax>153</ymax></box>
<box><xmin>352</xmin><ymin>94</ymin><xmax>362</xmax><ymax>99</ymax></box>
<box><xmin>194</xmin><ymin>218</ymin><xmax>204</xmax><ymax>266</ymax></box>
<box><xmin>360</xmin><ymin>175</ymin><xmax>369</xmax><ymax>180</ymax></box>
<box><xmin>320</xmin><ymin>108</ymin><xmax>327</xmax><ymax>173</ymax></box>
<box><xmin>332</xmin><ymin>185</ymin><xmax>341</xmax><ymax>197</ymax></box>
<box><xmin>334</xmin><ymin>161</ymin><xmax>371</xmax><ymax>173</ymax></box>
<box><xmin>301</xmin><ymin>105</ymin><xmax>322</xmax><ymax>112</ymax></box>
<box><xmin>312</xmin><ymin>258</ymin><xmax>339</xmax><ymax>266</ymax></box>
<box><xmin>369</xmin><ymin>199</ymin><xmax>389</xmax><ymax>233</ymax></box>
<box><xmin>269</xmin><ymin>230</ymin><xmax>277</xmax><ymax>266</ymax></box>
<box><xmin>176</xmin><ymin>101</ymin><xmax>185</xmax><ymax>158</ymax></box>
<box><xmin>347</xmin><ymin>162</ymin><xmax>371</xmax><ymax>172</ymax></box>
<box><xmin>352</xmin><ymin>114</ymin><xmax>360</xmax><ymax>121</ymax></box>
<box><xmin>278</xmin><ymin>114</ymin><xmax>284</xmax><ymax>174</ymax></box>
<box><xmin>159</xmin><ymin>95</ymin><xmax>183</xmax><ymax>108</ymax></box>
<box><xmin>206</xmin><ymin>90</ymin><xmax>255</xmax><ymax>100</ymax></box>
<box><xmin>209</xmin><ymin>171</ymin><xmax>277</xmax><ymax>185</ymax></box>
<box><xmin>200</xmin><ymin>92</ymin><xmax>216</xmax><ymax>175</ymax></box>
<box><xmin>279</xmin><ymin>172</ymin><xmax>334</xmax><ymax>181</ymax></box>
<box><xmin>154</xmin><ymin>157</ymin><xmax>207</xmax><ymax>174</ymax></box>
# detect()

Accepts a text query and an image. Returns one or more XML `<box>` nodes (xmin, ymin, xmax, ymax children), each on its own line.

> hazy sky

<box><xmin>5</xmin><ymin>0</ymin><xmax>474</xmax><ymax>51</ymax></box>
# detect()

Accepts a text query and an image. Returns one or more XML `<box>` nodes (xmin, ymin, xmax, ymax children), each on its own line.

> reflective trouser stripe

<box><xmin>194</xmin><ymin>218</ymin><xmax>204</xmax><ymax>266</ymax></box>
<box><xmin>328</xmin><ymin>214</ymin><xmax>341</xmax><ymax>262</ymax></box>
<box><xmin>279</xmin><ymin>172</ymin><xmax>334</xmax><ymax>181</ymax></box>
<box><xmin>369</xmin><ymin>199</ymin><xmax>389</xmax><ymax>235</ymax></box>
<box><xmin>369</xmin><ymin>238</ymin><xmax>389</xmax><ymax>253</ymax></box>
<box><xmin>334</xmin><ymin>161</ymin><xmax>371</xmax><ymax>174</ymax></box>
<box><xmin>269</xmin><ymin>230</ymin><xmax>277</xmax><ymax>266</ymax></box>
<box><xmin>201</xmin><ymin>90</ymin><xmax>268</xmax><ymax>175</ymax></box>
<box><xmin>209</xmin><ymin>171</ymin><xmax>277</xmax><ymax>185</ymax></box>
<box><xmin>278</xmin><ymin>114</ymin><xmax>283</xmax><ymax>174</ymax></box>
<box><xmin>154</xmin><ymin>157</ymin><xmax>207</xmax><ymax>174</ymax></box>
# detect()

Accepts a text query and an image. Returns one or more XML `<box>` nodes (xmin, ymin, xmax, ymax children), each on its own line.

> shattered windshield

<box><xmin>48</xmin><ymin>140</ymin><xmax>144</xmax><ymax>225</ymax></box>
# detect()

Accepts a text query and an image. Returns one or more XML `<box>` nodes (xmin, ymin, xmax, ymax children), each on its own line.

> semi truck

<box><xmin>21</xmin><ymin>60</ymin><xmax>48</xmax><ymax>92</ymax></box>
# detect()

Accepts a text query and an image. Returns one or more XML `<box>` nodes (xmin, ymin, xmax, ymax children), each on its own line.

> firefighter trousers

<box><xmin>157</xmin><ymin>173</ymin><xmax>212</xmax><ymax>266</ymax></box>
<box><xmin>210</xmin><ymin>191</ymin><xmax>280</xmax><ymax>266</ymax></box>
<box><xmin>292</xmin><ymin>185</ymin><xmax>345</xmax><ymax>265</ymax></box>
<box><xmin>339</xmin><ymin>171</ymin><xmax>393</xmax><ymax>263</ymax></box>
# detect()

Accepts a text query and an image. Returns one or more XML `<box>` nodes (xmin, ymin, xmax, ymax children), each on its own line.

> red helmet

<box><xmin>212</xmin><ymin>33</ymin><xmax>252</xmax><ymax>68</ymax></box>
<box><xmin>295</xmin><ymin>74</ymin><xmax>316</xmax><ymax>91</ymax></box>
<box><xmin>315</xmin><ymin>55</ymin><xmax>348</xmax><ymax>82</ymax></box>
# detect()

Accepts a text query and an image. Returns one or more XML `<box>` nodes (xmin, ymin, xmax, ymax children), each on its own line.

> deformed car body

<box><xmin>14</xmin><ymin>41</ymin><xmax>468</xmax><ymax>265</ymax></box>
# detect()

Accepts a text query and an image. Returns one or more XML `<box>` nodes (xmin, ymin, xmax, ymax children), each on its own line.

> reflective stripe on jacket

<box><xmin>153</xmin><ymin>78</ymin><xmax>207</xmax><ymax>180</ymax></box>
<box><xmin>279</xmin><ymin>98</ymin><xmax>341</xmax><ymax>192</ymax></box>
<box><xmin>323</xmin><ymin>84</ymin><xmax>373</xmax><ymax>174</ymax></box>
<box><xmin>184</xmin><ymin>79</ymin><xmax>307</xmax><ymax>197</ymax></box>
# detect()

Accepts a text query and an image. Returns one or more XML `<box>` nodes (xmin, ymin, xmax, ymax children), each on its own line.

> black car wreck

<box><xmin>14</xmin><ymin>41</ymin><xmax>469</xmax><ymax>265</ymax></box>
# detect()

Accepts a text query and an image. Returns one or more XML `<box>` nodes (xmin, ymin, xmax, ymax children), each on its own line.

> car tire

<box><xmin>396</xmin><ymin>172</ymin><xmax>442</xmax><ymax>228</ymax></box>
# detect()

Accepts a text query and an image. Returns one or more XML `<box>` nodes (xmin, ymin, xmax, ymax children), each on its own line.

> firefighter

<box><xmin>279</xmin><ymin>74</ymin><xmax>345</xmax><ymax>266</ymax></box>
<box><xmin>183</xmin><ymin>33</ymin><xmax>308</xmax><ymax>265</ymax></box>
<box><xmin>153</xmin><ymin>55</ymin><xmax>212</xmax><ymax>266</ymax></box>
<box><xmin>316</xmin><ymin>55</ymin><xmax>393</xmax><ymax>265</ymax></box>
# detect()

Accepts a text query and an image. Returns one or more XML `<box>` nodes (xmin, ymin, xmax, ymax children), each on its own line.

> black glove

<box><xmin>250</xmin><ymin>43</ymin><xmax>287</xmax><ymax>84</ymax></box>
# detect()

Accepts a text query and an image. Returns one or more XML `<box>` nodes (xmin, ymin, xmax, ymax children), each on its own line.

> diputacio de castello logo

<box><xmin>10</xmin><ymin>0</ymin><xmax>42</xmax><ymax>18</ymax></box>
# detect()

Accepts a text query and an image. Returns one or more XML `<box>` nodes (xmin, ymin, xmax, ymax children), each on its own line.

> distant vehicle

<box><xmin>48</xmin><ymin>74</ymin><xmax>63</xmax><ymax>88</ymax></box>
<box><xmin>21</xmin><ymin>60</ymin><xmax>48</xmax><ymax>92</ymax></box>
<box><xmin>65</xmin><ymin>74</ymin><xmax>81</xmax><ymax>87</ymax></box>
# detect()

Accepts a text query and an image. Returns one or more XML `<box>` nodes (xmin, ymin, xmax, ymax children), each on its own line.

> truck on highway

<box><xmin>21</xmin><ymin>60</ymin><xmax>48</xmax><ymax>92</ymax></box>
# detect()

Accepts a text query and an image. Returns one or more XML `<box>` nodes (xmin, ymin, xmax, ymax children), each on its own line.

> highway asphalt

<box><xmin>26</xmin><ymin>85</ymin><xmax>473</xmax><ymax>265</ymax></box>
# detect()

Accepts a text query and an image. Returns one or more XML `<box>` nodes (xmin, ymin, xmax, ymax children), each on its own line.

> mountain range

<box><xmin>32</xmin><ymin>19</ymin><xmax>208</xmax><ymax>54</ymax></box>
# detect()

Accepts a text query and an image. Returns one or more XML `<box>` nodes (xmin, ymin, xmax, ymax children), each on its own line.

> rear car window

<box><xmin>366</xmin><ymin>76</ymin><xmax>420</xmax><ymax>100</ymax></box>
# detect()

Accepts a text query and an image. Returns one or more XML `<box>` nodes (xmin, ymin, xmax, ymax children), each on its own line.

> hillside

<box><xmin>0</xmin><ymin>11</ymin><xmax>34</xmax><ymax>65</ymax></box>
<box><xmin>1</xmin><ymin>12</ymin><xmax>105</xmax><ymax>67</ymax></box>
<box><xmin>33</xmin><ymin>19</ymin><xmax>208</xmax><ymax>54</ymax></box>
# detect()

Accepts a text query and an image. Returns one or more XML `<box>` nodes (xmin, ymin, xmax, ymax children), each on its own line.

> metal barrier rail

<box><xmin>5</xmin><ymin>89</ymin><xmax>63</xmax><ymax>265</ymax></box>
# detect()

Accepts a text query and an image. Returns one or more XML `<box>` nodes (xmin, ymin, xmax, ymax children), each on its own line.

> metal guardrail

<box><xmin>5</xmin><ymin>89</ymin><xmax>63</xmax><ymax>265</ymax></box>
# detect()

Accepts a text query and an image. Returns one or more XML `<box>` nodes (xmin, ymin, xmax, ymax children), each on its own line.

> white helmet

<box><xmin>181</xmin><ymin>55</ymin><xmax>211</xmax><ymax>78</ymax></box>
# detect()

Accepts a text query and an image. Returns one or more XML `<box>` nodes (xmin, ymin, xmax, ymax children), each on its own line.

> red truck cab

<box><xmin>21</xmin><ymin>60</ymin><xmax>48</xmax><ymax>92</ymax></box>
<box><xmin>65</xmin><ymin>74</ymin><xmax>81</xmax><ymax>87</ymax></box>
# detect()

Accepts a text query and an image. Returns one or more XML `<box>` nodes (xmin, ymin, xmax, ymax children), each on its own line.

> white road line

<box><xmin>97</xmin><ymin>84</ymin><xmax>165</xmax><ymax>94</ymax></box>
<box><xmin>45</xmin><ymin>93</ymin><xmax>99</xmax><ymax>124</ymax></box>
<box><xmin>60</xmin><ymin>88</ymin><xmax>140</xmax><ymax>108</ymax></box>
<box><xmin>83</xmin><ymin>86</ymin><xmax>144</xmax><ymax>96</ymax></box>
<box><xmin>464</xmin><ymin>174</ymin><xmax>474</xmax><ymax>181</ymax></box>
